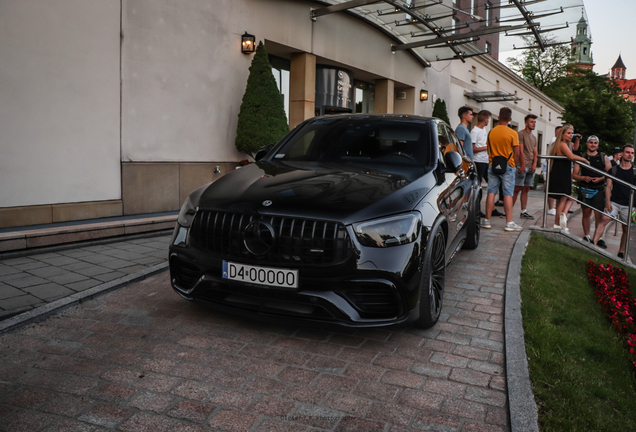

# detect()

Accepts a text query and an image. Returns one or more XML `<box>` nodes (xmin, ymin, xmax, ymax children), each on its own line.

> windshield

<box><xmin>271</xmin><ymin>117</ymin><xmax>436</xmax><ymax>171</ymax></box>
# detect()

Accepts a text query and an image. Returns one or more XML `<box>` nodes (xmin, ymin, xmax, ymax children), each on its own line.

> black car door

<box><xmin>437</xmin><ymin>123</ymin><xmax>464</xmax><ymax>248</ymax></box>
<box><xmin>447</xmin><ymin>125</ymin><xmax>476</xmax><ymax>243</ymax></box>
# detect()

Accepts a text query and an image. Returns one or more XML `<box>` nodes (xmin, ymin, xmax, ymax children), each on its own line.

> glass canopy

<box><xmin>307</xmin><ymin>0</ymin><xmax>586</xmax><ymax>65</ymax></box>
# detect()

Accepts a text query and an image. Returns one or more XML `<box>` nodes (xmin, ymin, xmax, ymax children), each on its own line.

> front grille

<box><xmin>190</xmin><ymin>211</ymin><xmax>353</xmax><ymax>265</ymax></box>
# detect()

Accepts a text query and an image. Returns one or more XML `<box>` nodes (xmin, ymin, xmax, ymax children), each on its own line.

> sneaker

<box><xmin>583</xmin><ymin>235</ymin><xmax>592</xmax><ymax>243</ymax></box>
<box><xmin>479</xmin><ymin>211</ymin><xmax>486</xmax><ymax>218</ymax></box>
<box><xmin>618</xmin><ymin>252</ymin><xmax>625</xmax><ymax>259</ymax></box>
<box><xmin>520</xmin><ymin>210</ymin><xmax>534</xmax><ymax>219</ymax></box>
<box><xmin>492</xmin><ymin>209</ymin><xmax>505</xmax><ymax>217</ymax></box>
<box><xmin>504</xmin><ymin>222</ymin><xmax>523</xmax><ymax>232</ymax></box>
<box><xmin>596</xmin><ymin>238</ymin><xmax>607</xmax><ymax>249</ymax></box>
<box><xmin>559</xmin><ymin>212</ymin><xmax>568</xmax><ymax>230</ymax></box>
<box><xmin>547</xmin><ymin>208</ymin><xmax>556</xmax><ymax>216</ymax></box>
<box><xmin>553</xmin><ymin>224</ymin><xmax>562</xmax><ymax>230</ymax></box>
<box><xmin>481</xmin><ymin>219</ymin><xmax>491</xmax><ymax>229</ymax></box>
<box><xmin>495</xmin><ymin>201</ymin><xmax>504</xmax><ymax>207</ymax></box>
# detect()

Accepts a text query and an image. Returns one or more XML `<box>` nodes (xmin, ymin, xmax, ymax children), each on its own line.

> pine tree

<box><xmin>432</xmin><ymin>98</ymin><xmax>451</xmax><ymax>125</ymax></box>
<box><xmin>235</xmin><ymin>42</ymin><xmax>289</xmax><ymax>158</ymax></box>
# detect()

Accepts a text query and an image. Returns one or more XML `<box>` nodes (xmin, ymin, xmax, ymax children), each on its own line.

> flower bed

<box><xmin>587</xmin><ymin>261</ymin><xmax>636</xmax><ymax>370</ymax></box>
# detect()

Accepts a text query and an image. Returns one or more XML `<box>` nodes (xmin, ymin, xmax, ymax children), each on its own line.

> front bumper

<box><xmin>168</xmin><ymin>224</ymin><xmax>426</xmax><ymax>327</ymax></box>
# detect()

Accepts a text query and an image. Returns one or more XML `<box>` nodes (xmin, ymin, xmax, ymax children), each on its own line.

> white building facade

<box><xmin>0</xmin><ymin>0</ymin><xmax>563</xmax><ymax>229</ymax></box>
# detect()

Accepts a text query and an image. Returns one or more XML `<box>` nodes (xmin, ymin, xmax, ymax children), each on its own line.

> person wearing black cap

<box><xmin>572</xmin><ymin>135</ymin><xmax>610</xmax><ymax>245</ymax></box>
<box><xmin>611</xmin><ymin>147</ymin><xmax>622</xmax><ymax>167</ymax></box>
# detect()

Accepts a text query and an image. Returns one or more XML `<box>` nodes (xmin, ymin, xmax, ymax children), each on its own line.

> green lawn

<box><xmin>520</xmin><ymin>234</ymin><xmax>636</xmax><ymax>431</ymax></box>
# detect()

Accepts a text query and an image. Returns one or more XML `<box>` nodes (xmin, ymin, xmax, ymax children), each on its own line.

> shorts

<box><xmin>578</xmin><ymin>187</ymin><xmax>605</xmax><ymax>212</ymax></box>
<box><xmin>515</xmin><ymin>167</ymin><xmax>535</xmax><ymax>187</ymax></box>
<box><xmin>475</xmin><ymin>162</ymin><xmax>488</xmax><ymax>184</ymax></box>
<box><xmin>608</xmin><ymin>201</ymin><xmax>630</xmax><ymax>224</ymax></box>
<box><xmin>487</xmin><ymin>164</ymin><xmax>515</xmax><ymax>197</ymax></box>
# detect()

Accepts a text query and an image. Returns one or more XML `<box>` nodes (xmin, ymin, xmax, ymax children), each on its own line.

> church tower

<box><xmin>611</xmin><ymin>55</ymin><xmax>627</xmax><ymax>80</ymax></box>
<box><xmin>571</xmin><ymin>13</ymin><xmax>594</xmax><ymax>71</ymax></box>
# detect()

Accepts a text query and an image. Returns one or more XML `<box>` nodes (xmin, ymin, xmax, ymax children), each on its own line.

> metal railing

<box><xmin>541</xmin><ymin>155</ymin><xmax>636</xmax><ymax>262</ymax></box>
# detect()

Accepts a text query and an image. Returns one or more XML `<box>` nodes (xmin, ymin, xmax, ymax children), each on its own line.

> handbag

<box><xmin>487</xmin><ymin>132</ymin><xmax>512</xmax><ymax>175</ymax></box>
<box><xmin>580</xmin><ymin>187</ymin><xmax>599</xmax><ymax>199</ymax></box>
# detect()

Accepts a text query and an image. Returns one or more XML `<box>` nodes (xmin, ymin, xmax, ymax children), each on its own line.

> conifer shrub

<box><xmin>235</xmin><ymin>42</ymin><xmax>289</xmax><ymax>157</ymax></box>
<box><xmin>432</xmin><ymin>98</ymin><xmax>451</xmax><ymax>125</ymax></box>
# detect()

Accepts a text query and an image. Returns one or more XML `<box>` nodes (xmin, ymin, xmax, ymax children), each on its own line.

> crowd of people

<box><xmin>453</xmin><ymin>106</ymin><xmax>635</xmax><ymax>258</ymax></box>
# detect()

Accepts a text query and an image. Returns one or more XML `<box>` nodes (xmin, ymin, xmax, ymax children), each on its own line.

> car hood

<box><xmin>195</xmin><ymin>162</ymin><xmax>436</xmax><ymax>225</ymax></box>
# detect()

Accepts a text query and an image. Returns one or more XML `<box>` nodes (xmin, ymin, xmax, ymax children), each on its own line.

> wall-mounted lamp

<box><xmin>420</xmin><ymin>89</ymin><xmax>429</xmax><ymax>101</ymax></box>
<box><xmin>241</xmin><ymin>32</ymin><xmax>255</xmax><ymax>54</ymax></box>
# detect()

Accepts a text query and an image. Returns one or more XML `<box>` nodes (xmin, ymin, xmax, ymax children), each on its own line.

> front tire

<box><xmin>416</xmin><ymin>227</ymin><xmax>446</xmax><ymax>328</ymax></box>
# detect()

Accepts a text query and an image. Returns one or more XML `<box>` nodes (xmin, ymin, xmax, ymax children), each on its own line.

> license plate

<box><xmin>222</xmin><ymin>261</ymin><xmax>298</xmax><ymax>289</ymax></box>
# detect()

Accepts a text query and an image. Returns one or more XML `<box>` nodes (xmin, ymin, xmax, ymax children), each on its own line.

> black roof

<box><xmin>612</xmin><ymin>55</ymin><xmax>627</xmax><ymax>70</ymax></box>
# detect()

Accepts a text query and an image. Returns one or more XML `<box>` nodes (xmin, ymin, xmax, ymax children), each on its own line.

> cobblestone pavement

<box><xmin>0</xmin><ymin>212</ymin><xmax>524</xmax><ymax>432</ymax></box>
<box><xmin>0</xmin><ymin>234</ymin><xmax>172</xmax><ymax>319</ymax></box>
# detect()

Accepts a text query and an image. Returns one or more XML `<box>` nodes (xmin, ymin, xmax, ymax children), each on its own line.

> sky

<box><xmin>584</xmin><ymin>0</ymin><xmax>635</xmax><ymax>75</ymax></box>
<box><xmin>499</xmin><ymin>0</ymin><xmax>635</xmax><ymax>77</ymax></box>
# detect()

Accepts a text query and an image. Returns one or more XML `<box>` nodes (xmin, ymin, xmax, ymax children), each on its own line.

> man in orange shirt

<box><xmin>482</xmin><ymin>107</ymin><xmax>524</xmax><ymax>232</ymax></box>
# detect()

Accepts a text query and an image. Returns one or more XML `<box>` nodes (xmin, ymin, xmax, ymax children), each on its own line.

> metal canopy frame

<box><xmin>308</xmin><ymin>0</ymin><xmax>553</xmax><ymax>65</ymax></box>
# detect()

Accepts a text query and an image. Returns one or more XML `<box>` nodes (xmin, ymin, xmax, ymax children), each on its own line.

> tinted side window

<box><xmin>446</xmin><ymin>126</ymin><xmax>464</xmax><ymax>157</ymax></box>
<box><xmin>437</xmin><ymin>122</ymin><xmax>463</xmax><ymax>159</ymax></box>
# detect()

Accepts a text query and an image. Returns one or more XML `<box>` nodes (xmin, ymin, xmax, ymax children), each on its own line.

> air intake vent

<box><xmin>170</xmin><ymin>256</ymin><xmax>201</xmax><ymax>291</ymax></box>
<box><xmin>341</xmin><ymin>285</ymin><xmax>400</xmax><ymax>318</ymax></box>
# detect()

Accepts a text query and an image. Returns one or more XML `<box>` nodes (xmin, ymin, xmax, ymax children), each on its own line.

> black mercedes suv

<box><xmin>169</xmin><ymin>114</ymin><xmax>480</xmax><ymax>328</ymax></box>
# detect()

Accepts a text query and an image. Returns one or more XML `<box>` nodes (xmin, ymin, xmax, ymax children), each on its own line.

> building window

<box><xmin>355</xmin><ymin>81</ymin><xmax>375</xmax><ymax>114</ymax></box>
<box><xmin>471</xmin><ymin>66</ymin><xmax>477</xmax><ymax>83</ymax></box>
<box><xmin>540</xmin><ymin>106</ymin><xmax>543</xmax><ymax>117</ymax></box>
<box><xmin>270</xmin><ymin>56</ymin><xmax>290</xmax><ymax>122</ymax></box>
<box><xmin>485</xmin><ymin>41</ymin><xmax>492</xmax><ymax>53</ymax></box>
<box><xmin>496</xmin><ymin>80</ymin><xmax>500</xmax><ymax>91</ymax></box>
<box><xmin>452</xmin><ymin>17</ymin><xmax>459</xmax><ymax>34</ymax></box>
<box><xmin>528</xmin><ymin>99</ymin><xmax>532</xmax><ymax>111</ymax></box>
<box><xmin>537</xmin><ymin>132</ymin><xmax>543</xmax><ymax>167</ymax></box>
<box><xmin>514</xmin><ymin>91</ymin><xmax>518</xmax><ymax>104</ymax></box>
<box><xmin>583</xmin><ymin>47</ymin><xmax>587</xmax><ymax>55</ymax></box>
<box><xmin>486</xmin><ymin>1</ymin><xmax>491</xmax><ymax>26</ymax></box>
<box><xmin>549</xmin><ymin>112</ymin><xmax>552</xmax><ymax>121</ymax></box>
<box><xmin>471</xmin><ymin>0</ymin><xmax>476</xmax><ymax>15</ymax></box>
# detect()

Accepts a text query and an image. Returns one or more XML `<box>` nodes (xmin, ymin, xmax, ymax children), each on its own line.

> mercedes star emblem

<box><xmin>243</xmin><ymin>221</ymin><xmax>275</xmax><ymax>255</ymax></box>
<box><xmin>262</xmin><ymin>200</ymin><xmax>273</xmax><ymax>207</ymax></box>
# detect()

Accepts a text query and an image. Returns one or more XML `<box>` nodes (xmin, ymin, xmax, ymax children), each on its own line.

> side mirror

<box><xmin>254</xmin><ymin>144</ymin><xmax>274</xmax><ymax>162</ymax></box>
<box><xmin>444</xmin><ymin>151</ymin><xmax>463</xmax><ymax>173</ymax></box>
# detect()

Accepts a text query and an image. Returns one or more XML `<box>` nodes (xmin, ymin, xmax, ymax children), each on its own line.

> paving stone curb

<box><xmin>504</xmin><ymin>229</ymin><xmax>540</xmax><ymax>432</ymax></box>
<box><xmin>0</xmin><ymin>229</ymin><xmax>173</xmax><ymax>261</ymax></box>
<box><xmin>0</xmin><ymin>261</ymin><xmax>168</xmax><ymax>335</ymax></box>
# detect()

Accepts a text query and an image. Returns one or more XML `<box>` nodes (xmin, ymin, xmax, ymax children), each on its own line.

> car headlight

<box><xmin>177</xmin><ymin>196</ymin><xmax>196</xmax><ymax>228</ymax></box>
<box><xmin>353</xmin><ymin>213</ymin><xmax>421</xmax><ymax>248</ymax></box>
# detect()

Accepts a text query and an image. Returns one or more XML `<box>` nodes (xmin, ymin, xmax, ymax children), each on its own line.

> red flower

<box><xmin>587</xmin><ymin>262</ymin><xmax>636</xmax><ymax>371</ymax></box>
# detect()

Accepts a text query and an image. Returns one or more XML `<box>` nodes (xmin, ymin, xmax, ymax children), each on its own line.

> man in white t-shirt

<box><xmin>471</xmin><ymin>110</ymin><xmax>491</xmax><ymax>183</ymax></box>
<box><xmin>470</xmin><ymin>110</ymin><xmax>493</xmax><ymax>217</ymax></box>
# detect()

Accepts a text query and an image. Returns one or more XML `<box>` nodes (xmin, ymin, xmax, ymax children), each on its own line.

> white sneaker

<box><xmin>559</xmin><ymin>212</ymin><xmax>568</xmax><ymax>231</ymax></box>
<box><xmin>481</xmin><ymin>219</ymin><xmax>491</xmax><ymax>229</ymax></box>
<box><xmin>547</xmin><ymin>208</ymin><xmax>556</xmax><ymax>216</ymax></box>
<box><xmin>504</xmin><ymin>222</ymin><xmax>523</xmax><ymax>232</ymax></box>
